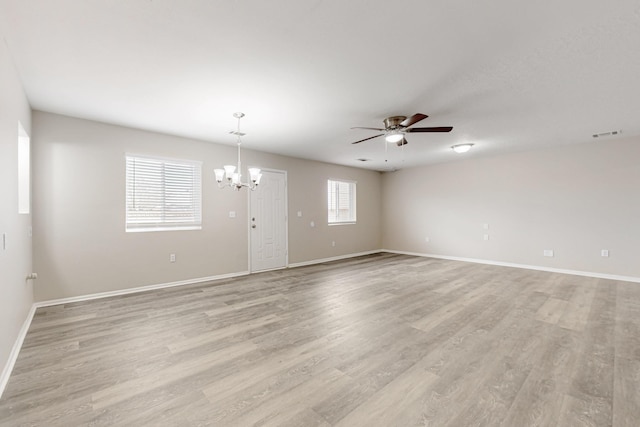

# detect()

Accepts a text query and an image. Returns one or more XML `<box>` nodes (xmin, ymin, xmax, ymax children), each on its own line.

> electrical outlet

<box><xmin>601</xmin><ymin>249</ymin><xmax>609</xmax><ymax>257</ymax></box>
<box><xmin>483</xmin><ymin>223</ymin><xmax>489</xmax><ymax>230</ymax></box>
<box><xmin>331</xmin><ymin>241</ymin><xmax>336</xmax><ymax>247</ymax></box>
<box><xmin>297</xmin><ymin>211</ymin><xmax>302</xmax><ymax>217</ymax></box>
<box><xmin>228</xmin><ymin>211</ymin><xmax>236</xmax><ymax>218</ymax></box>
<box><xmin>425</xmin><ymin>236</ymin><xmax>430</xmax><ymax>243</ymax></box>
<box><xmin>483</xmin><ymin>234</ymin><xmax>489</xmax><ymax>241</ymax></box>
<box><xmin>170</xmin><ymin>254</ymin><xmax>176</xmax><ymax>262</ymax></box>
<box><xmin>543</xmin><ymin>250</ymin><xmax>554</xmax><ymax>257</ymax></box>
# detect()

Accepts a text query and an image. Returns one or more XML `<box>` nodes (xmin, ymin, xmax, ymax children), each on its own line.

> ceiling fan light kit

<box><xmin>452</xmin><ymin>143</ymin><xmax>474</xmax><ymax>153</ymax></box>
<box><xmin>214</xmin><ymin>112</ymin><xmax>262</xmax><ymax>191</ymax></box>
<box><xmin>385</xmin><ymin>131</ymin><xmax>404</xmax><ymax>143</ymax></box>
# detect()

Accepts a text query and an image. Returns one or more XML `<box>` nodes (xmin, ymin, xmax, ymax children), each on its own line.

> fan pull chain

<box><xmin>384</xmin><ymin>138</ymin><xmax>389</xmax><ymax>166</ymax></box>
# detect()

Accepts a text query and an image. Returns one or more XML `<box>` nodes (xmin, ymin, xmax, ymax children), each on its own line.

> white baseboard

<box><xmin>35</xmin><ymin>250</ymin><xmax>637</xmax><ymax>310</ymax></box>
<box><xmin>382</xmin><ymin>249</ymin><xmax>640</xmax><ymax>284</ymax></box>
<box><xmin>288</xmin><ymin>250</ymin><xmax>382</xmax><ymax>268</ymax></box>
<box><xmin>34</xmin><ymin>250</ymin><xmax>379</xmax><ymax>309</ymax></box>
<box><xmin>0</xmin><ymin>304</ymin><xmax>37</xmax><ymax>399</ymax></box>
<box><xmin>34</xmin><ymin>271</ymin><xmax>250</xmax><ymax>308</ymax></box>
<box><xmin>34</xmin><ymin>250</ymin><xmax>382</xmax><ymax>308</ymax></box>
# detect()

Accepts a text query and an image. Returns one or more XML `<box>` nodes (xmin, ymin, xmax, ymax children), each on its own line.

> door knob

<box><xmin>252</xmin><ymin>225</ymin><xmax>256</xmax><ymax>229</ymax></box>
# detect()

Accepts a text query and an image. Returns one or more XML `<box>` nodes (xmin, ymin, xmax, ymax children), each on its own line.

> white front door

<box><xmin>250</xmin><ymin>169</ymin><xmax>287</xmax><ymax>272</ymax></box>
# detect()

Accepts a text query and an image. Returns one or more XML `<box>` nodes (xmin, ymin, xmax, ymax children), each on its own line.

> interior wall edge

<box><xmin>0</xmin><ymin>25</ymin><xmax>34</xmax><ymax>401</ymax></box>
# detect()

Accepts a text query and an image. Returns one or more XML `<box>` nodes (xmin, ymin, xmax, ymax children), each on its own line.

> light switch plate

<box><xmin>543</xmin><ymin>249</ymin><xmax>554</xmax><ymax>257</ymax></box>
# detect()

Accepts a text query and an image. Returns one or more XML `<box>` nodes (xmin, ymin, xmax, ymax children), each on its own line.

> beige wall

<box><xmin>28</xmin><ymin>105</ymin><xmax>640</xmax><ymax>303</ymax></box>
<box><xmin>32</xmin><ymin>112</ymin><xmax>381</xmax><ymax>301</ymax></box>
<box><xmin>0</xmin><ymin>37</ymin><xmax>33</xmax><ymax>377</ymax></box>
<box><xmin>382</xmin><ymin>136</ymin><xmax>640</xmax><ymax>279</ymax></box>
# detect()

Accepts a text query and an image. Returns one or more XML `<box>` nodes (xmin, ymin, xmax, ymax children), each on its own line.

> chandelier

<box><xmin>214</xmin><ymin>112</ymin><xmax>262</xmax><ymax>191</ymax></box>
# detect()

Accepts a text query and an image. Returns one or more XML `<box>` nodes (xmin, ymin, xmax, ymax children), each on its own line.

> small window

<box><xmin>126</xmin><ymin>154</ymin><xmax>202</xmax><ymax>232</ymax></box>
<box><xmin>328</xmin><ymin>179</ymin><xmax>356</xmax><ymax>224</ymax></box>
<box><xmin>18</xmin><ymin>122</ymin><xmax>30</xmax><ymax>214</ymax></box>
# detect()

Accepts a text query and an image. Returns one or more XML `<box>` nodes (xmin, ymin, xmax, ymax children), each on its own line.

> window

<box><xmin>328</xmin><ymin>179</ymin><xmax>356</xmax><ymax>224</ymax></box>
<box><xmin>126</xmin><ymin>154</ymin><xmax>202</xmax><ymax>232</ymax></box>
<box><xmin>18</xmin><ymin>122</ymin><xmax>30</xmax><ymax>214</ymax></box>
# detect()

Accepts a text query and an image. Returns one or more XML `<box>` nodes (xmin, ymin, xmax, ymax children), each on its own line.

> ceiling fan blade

<box><xmin>351</xmin><ymin>126</ymin><xmax>385</xmax><ymax>131</ymax></box>
<box><xmin>400</xmin><ymin>113</ymin><xmax>428</xmax><ymax>128</ymax></box>
<box><xmin>351</xmin><ymin>134</ymin><xmax>384</xmax><ymax>144</ymax></box>
<box><xmin>396</xmin><ymin>137</ymin><xmax>408</xmax><ymax>147</ymax></box>
<box><xmin>405</xmin><ymin>126</ymin><xmax>453</xmax><ymax>133</ymax></box>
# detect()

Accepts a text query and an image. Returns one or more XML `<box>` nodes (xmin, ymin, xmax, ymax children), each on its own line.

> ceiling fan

<box><xmin>351</xmin><ymin>113</ymin><xmax>452</xmax><ymax>146</ymax></box>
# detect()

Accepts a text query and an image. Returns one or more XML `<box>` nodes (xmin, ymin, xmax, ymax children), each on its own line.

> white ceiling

<box><xmin>1</xmin><ymin>0</ymin><xmax>640</xmax><ymax>171</ymax></box>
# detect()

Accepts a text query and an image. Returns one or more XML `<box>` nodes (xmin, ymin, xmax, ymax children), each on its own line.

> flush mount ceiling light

<box><xmin>452</xmin><ymin>143</ymin><xmax>474</xmax><ymax>153</ymax></box>
<box><xmin>214</xmin><ymin>112</ymin><xmax>262</xmax><ymax>191</ymax></box>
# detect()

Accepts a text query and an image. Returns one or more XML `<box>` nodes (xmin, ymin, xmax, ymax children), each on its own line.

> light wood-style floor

<box><xmin>1</xmin><ymin>253</ymin><xmax>639</xmax><ymax>426</ymax></box>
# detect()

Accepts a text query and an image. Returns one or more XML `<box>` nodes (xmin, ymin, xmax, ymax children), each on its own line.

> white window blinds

<box><xmin>328</xmin><ymin>179</ymin><xmax>356</xmax><ymax>224</ymax></box>
<box><xmin>126</xmin><ymin>155</ymin><xmax>202</xmax><ymax>231</ymax></box>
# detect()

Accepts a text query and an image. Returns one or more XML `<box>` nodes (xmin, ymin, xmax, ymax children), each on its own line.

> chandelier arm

<box><xmin>215</xmin><ymin>112</ymin><xmax>261</xmax><ymax>191</ymax></box>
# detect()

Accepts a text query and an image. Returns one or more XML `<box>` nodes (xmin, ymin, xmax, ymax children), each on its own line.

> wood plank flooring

<box><xmin>1</xmin><ymin>253</ymin><xmax>639</xmax><ymax>426</ymax></box>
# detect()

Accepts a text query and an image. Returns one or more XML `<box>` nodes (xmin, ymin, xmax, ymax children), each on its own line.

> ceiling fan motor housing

<box><xmin>383</xmin><ymin>116</ymin><xmax>407</xmax><ymax>129</ymax></box>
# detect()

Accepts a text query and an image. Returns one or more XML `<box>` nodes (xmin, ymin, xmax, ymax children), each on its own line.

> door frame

<box><xmin>247</xmin><ymin>167</ymin><xmax>288</xmax><ymax>273</ymax></box>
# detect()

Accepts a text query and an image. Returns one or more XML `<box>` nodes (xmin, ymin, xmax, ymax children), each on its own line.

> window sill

<box><xmin>328</xmin><ymin>222</ymin><xmax>356</xmax><ymax>226</ymax></box>
<box><xmin>126</xmin><ymin>226</ymin><xmax>202</xmax><ymax>233</ymax></box>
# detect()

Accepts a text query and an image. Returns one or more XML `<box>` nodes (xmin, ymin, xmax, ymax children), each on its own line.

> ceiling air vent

<box><xmin>592</xmin><ymin>130</ymin><xmax>622</xmax><ymax>138</ymax></box>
